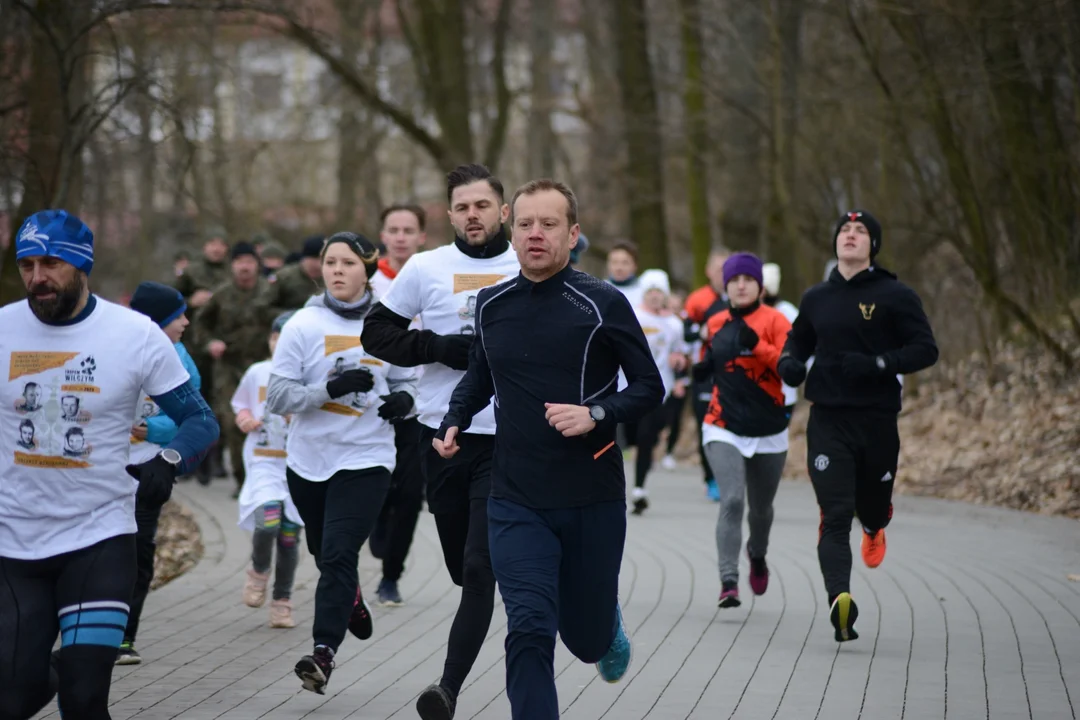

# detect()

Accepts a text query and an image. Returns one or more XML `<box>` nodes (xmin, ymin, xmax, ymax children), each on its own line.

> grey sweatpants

<box><xmin>704</xmin><ymin>441</ymin><xmax>787</xmax><ymax>583</ymax></box>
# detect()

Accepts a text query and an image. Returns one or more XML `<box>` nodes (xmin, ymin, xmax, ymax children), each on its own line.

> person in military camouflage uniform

<box><xmin>272</xmin><ymin>235</ymin><xmax>325</xmax><ymax>309</ymax></box>
<box><xmin>193</xmin><ymin>242</ymin><xmax>281</xmax><ymax>494</ymax></box>
<box><xmin>174</xmin><ymin>229</ymin><xmax>231</xmax><ymax>481</ymax></box>
<box><xmin>261</xmin><ymin>241</ymin><xmax>287</xmax><ymax>279</ymax></box>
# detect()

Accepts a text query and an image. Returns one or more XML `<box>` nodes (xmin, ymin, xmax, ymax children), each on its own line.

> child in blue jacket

<box><xmin>118</xmin><ymin>281</ymin><xmax>202</xmax><ymax>664</ymax></box>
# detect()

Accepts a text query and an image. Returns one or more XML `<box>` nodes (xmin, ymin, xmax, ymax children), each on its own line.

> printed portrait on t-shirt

<box><xmin>140</xmin><ymin>402</ymin><xmax>156</xmax><ymax>420</ymax></box>
<box><xmin>256</xmin><ymin>425</ymin><xmax>269</xmax><ymax>447</ymax></box>
<box><xmin>460</xmin><ymin>323</ymin><xmax>475</xmax><ymax>336</ymax></box>
<box><xmin>328</xmin><ymin>357</ymin><xmax>349</xmax><ymax>380</ymax></box>
<box><xmin>15</xmin><ymin>382</ymin><xmax>42</xmax><ymax>413</ymax></box>
<box><xmin>17</xmin><ymin>419</ymin><xmax>37</xmax><ymax>451</ymax></box>
<box><xmin>62</xmin><ymin>426</ymin><xmax>92</xmax><ymax>459</ymax></box>
<box><xmin>60</xmin><ymin>395</ymin><xmax>81</xmax><ymax>421</ymax></box>
<box><xmin>457</xmin><ymin>294</ymin><xmax>478</xmax><ymax>321</ymax></box>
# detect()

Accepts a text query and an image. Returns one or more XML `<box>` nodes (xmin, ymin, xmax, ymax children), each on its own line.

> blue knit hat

<box><xmin>16</xmin><ymin>210</ymin><xmax>95</xmax><ymax>274</ymax></box>
<box><xmin>570</xmin><ymin>232</ymin><xmax>590</xmax><ymax>264</ymax></box>
<box><xmin>130</xmin><ymin>281</ymin><xmax>187</xmax><ymax>328</ymax></box>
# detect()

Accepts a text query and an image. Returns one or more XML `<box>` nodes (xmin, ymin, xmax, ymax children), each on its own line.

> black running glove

<box><xmin>777</xmin><ymin>355</ymin><xmax>808</xmax><ymax>387</ymax></box>
<box><xmin>377</xmin><ymin>392</ymin><xmax>414</xmax><ymax>423</ymax></box>
<box><xmin>429</xmin><ymin>334</ymin><xmax>474</xmax><ymax>371</ymax></box>
<box><xmin>737</xmin><ymin>322</ymin><xmax>759</xmax><ymax>350</ymax></box>
<box><xmin>126</xmin><ymin>455</ymin><xmax>177</xmax><ymax>507</ymax></box>
<box><xmin>841</xmin><ymin>353</ymin><xmax>893</xmax><ymax>381</ymax></box>
<box><xmin>326</xmin><ymin>368</ymin><xmax>375</xmax><ymax>399</ymax></box>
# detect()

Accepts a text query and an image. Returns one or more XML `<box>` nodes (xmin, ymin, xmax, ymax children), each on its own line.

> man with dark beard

<box><xmin>361</xmin><ymin>164</ymin><xmax>519</xmax><ymax>720</ymax></box>
<box><xmin>0</xmin><ymin>210</ymin><xmax>219</xmax><ymax>719</ymax></box>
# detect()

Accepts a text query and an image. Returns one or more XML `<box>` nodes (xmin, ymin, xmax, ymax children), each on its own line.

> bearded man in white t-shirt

<box><xmin>0</xmin><ymin>210</ymin><xmax>219</xmax><ymax>720</ymax></box>
<box><xmin>362</xmin><ymin>164</ymin><xmax>519</xmax><ymax>720</ymax></box>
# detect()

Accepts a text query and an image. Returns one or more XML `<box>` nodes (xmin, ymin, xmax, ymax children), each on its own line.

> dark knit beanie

<box><xmin>301</xmin><ymin>235</ymin><xmax>325</xmax><ymax>259</ymax></box>
<box><xmin>722</xmin><ymin>252</ymin><xmax>764</xmax><ymax>288</ymax></box>
<box><xmin>130</xmin><ymin>281</ymin><xmax>187</xmax><ymax>328</ymax></box>
<box><xmin>230</xmin><ymin>241</ymin><xmax>259</xmax><ymax>261</ymax></box>
<box><xmin>272</xmin><ymin>310</ymin><xmax>295</xmax><ymax>334</ymax></box>
<box><xmin>321</xmin><ymin>232</ymin><xmax>380</xmax><ymax>279</ymax></box>
<box><xmin>833</xmin><ymin>210</ymin><xmax>882</xmax><ymax>259</ymax></box>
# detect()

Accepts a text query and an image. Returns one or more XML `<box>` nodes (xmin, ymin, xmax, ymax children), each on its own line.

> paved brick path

<box><xmin>35</xmin><ymin>468</ymin><xmax>1080</xmax><ymax>719</ymax></box>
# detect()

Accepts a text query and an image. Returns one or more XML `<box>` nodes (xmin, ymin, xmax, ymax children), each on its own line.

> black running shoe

<box><xmin>416</xmin><ymin>683</ymin><xmax>457</xmax><ymax>720</ymax></box>
<box><xmin>115</xmin><ymin>640</ymin><xmax>142</xmax><ymax>665</ymax></box>
<box><xmin>295</xmin><ymin>646</ymin><xmax>335</xmax><ymax>694</ymax></box>
<box><xmin>829</xmin><ymin>592</ymin><xmax>859</xmax><ymax>642</ymax></box>
<box><xmin>348</xmin><ymin>586</ymin><xmax>374</xmax><ymax>640</ymax></box>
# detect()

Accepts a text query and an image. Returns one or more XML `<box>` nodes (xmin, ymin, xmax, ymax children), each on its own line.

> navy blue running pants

<box><xmin>488</xmin><ymin>497</ymin><xmax>625</xmax><ymax>720</ymax></box>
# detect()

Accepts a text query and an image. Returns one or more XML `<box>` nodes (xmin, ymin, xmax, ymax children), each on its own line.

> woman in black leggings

<box><xmin>266</xmin><ymin>233</ymin><xmax>418</xmax><ymax>694</ymax></box>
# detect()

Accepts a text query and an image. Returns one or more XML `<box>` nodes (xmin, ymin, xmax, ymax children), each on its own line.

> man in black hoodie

<box><xmin>777</xmin><ymin>210</ymin><xmax>938</xmax><ymax>643</ymax></box>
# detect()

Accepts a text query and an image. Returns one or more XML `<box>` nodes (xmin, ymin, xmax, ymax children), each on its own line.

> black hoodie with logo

<box><xmin>780</xmin><ymin>266</ymin><xmax>938</xmax><ymax>414</ymax></box>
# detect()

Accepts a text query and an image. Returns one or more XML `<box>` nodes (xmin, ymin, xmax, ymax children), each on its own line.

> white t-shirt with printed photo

<box><xmin>0</xmin><ymin>298</ymin><xmax>190</xmax><ymax>560</ymax></box>
<box><xmin>271</xmin><ymin>305</ymin><xmax>416</xmax><ymax>482</ymax></box>
<box><xmin>231</xmin><ymin>360</ymin><xmax>302</xmax><ymax>531</ymax></box>
<box><xmin>634</xmin><ymin>307</ymin><xmax>688</xmax><ymax>400</ymax></box>
<box><xmin>379</xmin><ymin>243</ymin><xmax>519</xmax><ymax>433</ymax></box>
<box><xmin>128</xmin><ymin>392</ymin><xmax>164</xmax><ymax>465</ymax></box>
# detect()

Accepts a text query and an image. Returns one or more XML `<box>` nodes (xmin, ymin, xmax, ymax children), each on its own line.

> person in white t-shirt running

<box><xmin>627</xmin><ymin>269</ymin><xmax>690</xmax><ymax>515</ymax></box>
<box><xmin>361</xmin><ymin>163</ymin><xmax>519</xmax><ymax>720</ymax></box>
<box><xmin>605</xmin><ymin>239</ymin><xmax>644</xmax><ymax>308</ymax></box>
<box><xmin>367</xmin><ymin>203</ymin><xmax>428</xmax><ymax>608</ymax></box>
<box><xmin>234</xmin><ymin>311</ymin><xmax>303</xmax><ymax>630</ymax></box>
<box><xmin>266</xmin><ymin>232</ymin><xmax>417</xmax><ymax>695</ymax></box>
<box><xmin>0</xmin><ymin>210</ymin><xmax>219</xmax><ymax>719</ymax></box>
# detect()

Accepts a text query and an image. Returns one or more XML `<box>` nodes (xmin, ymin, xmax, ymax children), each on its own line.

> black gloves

<box><xmin>842</xmin><ymin>353</ymin><xmax>893</xmax><ymax>381</ymax></box>
<box><xmin>326</xmin><ymin>368</ymin><xmax>375</xmax><ymax>399</ymax></box>
<box><xmin>737</xmin><ymin>322</ymin><xmax>759</xmax><ymax>350</ymax></box>
<box><xmin>777</xmin><ymin>355</ymin><xmax>808</xmax><ymax>387</ymax></box>
<box><xmin>126</xmin><ymin>455</ymin><xmax>177</xmax><ymax>506</ymax></box>
<box><xmin>377</xmin><ymin>391</ymin><xmax>414</xmax><ymax>423</ymax></box>
<box><xmin>430</xmin><ymin>333</ymin><xmax>474</xmax><ymax>371</ymax></box>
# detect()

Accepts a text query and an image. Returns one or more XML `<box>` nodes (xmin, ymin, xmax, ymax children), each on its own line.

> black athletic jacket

<box><xmin>440</xmin><ymin>263</ymin><xmax>664</xmax><ymax>509</ymax></box>
<box><xmin>782</xmin><ymin>265</ymin><xmax>938</xmax><ymax>414</ymax></box>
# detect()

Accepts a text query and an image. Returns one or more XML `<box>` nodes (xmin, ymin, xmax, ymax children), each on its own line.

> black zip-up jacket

<box><xmin>781</xmin><ymin>265</ymin><xmax>938</xmax><ymax>414</ymax></box>
<box><xmin>440</xmin><ymin>263</ymin><xmax>665</xmax><ymax>509</ymax></box>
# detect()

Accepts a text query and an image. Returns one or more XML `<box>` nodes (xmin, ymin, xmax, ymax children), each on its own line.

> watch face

<box><xmin>161</xmin><ymin>449</ymin><xmax>182</xmax><ymax>465</ymax></box>
<box><xmin>875</xmin><ymin>357</ymin><xmax>886</xmax><ymax>370</ymax></box>
<box><xmin>590</xmin><ymin>405</ymin><xmax>606</xmax><ymax>421</ymax></box>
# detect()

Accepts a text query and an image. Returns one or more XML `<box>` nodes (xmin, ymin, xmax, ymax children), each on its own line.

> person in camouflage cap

<box><xmin>192</xmin><ymin>242</ymin><xmax>282</xmax><ymax>495</ymax></box>
<box><xmin>272</xmin><ymin>235</ymin><xmax>325</xmax><ymax>309</ymax></box>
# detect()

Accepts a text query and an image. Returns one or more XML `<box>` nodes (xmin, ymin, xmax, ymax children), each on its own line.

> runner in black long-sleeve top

<box><xmin>777</xmin><ymin>209</ymin><xmax>938</xmax><ymax>643</ymax></box>
<box><xmin>436</xmin><ymin>179</ymin><xmax>664</xmax><ymax>720</ymax></box>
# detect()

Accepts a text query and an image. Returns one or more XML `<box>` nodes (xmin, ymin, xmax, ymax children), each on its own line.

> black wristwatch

<box><xmin>588</xmin><ymin>405</ymin><xmax>607</xmax><ymax>423</ymax></box>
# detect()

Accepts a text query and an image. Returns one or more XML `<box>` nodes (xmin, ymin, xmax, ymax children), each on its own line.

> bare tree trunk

<box><xmin>2</xmin><ymin>0</ymin><xmax>90</xmax><ymax>304</ymax></box>
<box><xmin>132</xmin><ymin>40</ymin><xmax>157</xmax><ymax>287</ymax></box>
<box><xmin>204</xmin><ymin>25</ymin><xmax>234</xmax><ymax>236</ymax></box>
<box><xmin>680</xmin><ymin>0</ymin><xmax>713</xmax><ymax>288</ymax></box>
<box><xmin>613</xmin><ymin>0</ymin><xmax>670</xmax><ymax>269</ymax></box>
<box><xmin>528</xmin><ymin>0</ymin><xmax>556</xmax><ymax>178</ymax></box>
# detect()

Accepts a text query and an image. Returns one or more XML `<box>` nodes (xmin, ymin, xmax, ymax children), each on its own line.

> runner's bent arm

<box><xmin>360</xmin><ymin>303</ymin><xmax>443</xmax><ymax>367</ymax></box>
<box><xmin>152</xmin><ymin>380</ymin><xmax>219</xmax><ymax>474</ymax></box>
<box><xmin>591</xmin><ymin>293</ymin><xmax>665</xmax><ymax>426</ymax></box>
<box><xmin>265</xmin><ymin>319</ymin><xmax>332</xmax><ymax>415</ymax></box>
<box><xmin>145</xmin><ymin>345</ymin><xmax>201</xmax><ymax>445</ymax></box>
<box><xmin>882</xmin><ymin>286</ymin><xmax>939</xmax><ymax>374</ymax></box>
<box><xmin>439</xmin><ymin>318</ymin><xmax>495</xmax><ymax>435</ymax></box>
